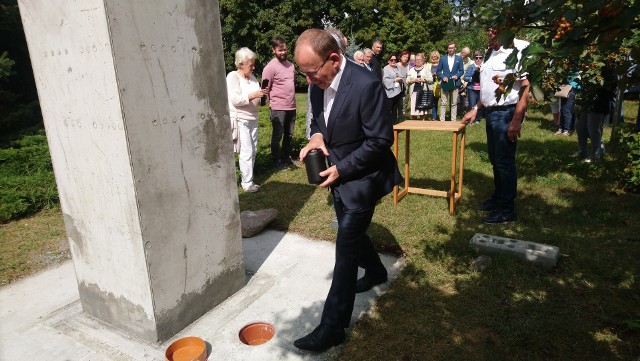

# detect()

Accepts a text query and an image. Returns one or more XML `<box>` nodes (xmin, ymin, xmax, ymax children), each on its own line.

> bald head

<box><xmin>295</xmin><ymin>29</ymin><xmax>341</xmax><ymax>60</ymax></box>
<box><xmin>460</xmin><ymin>47</ymin><xmax>471</xmax><ymax>59</ymax></box>
<box><xmin>294</xmin><ymin>29</ymin><xmax>343</xmax><ymax>89</ymax></box>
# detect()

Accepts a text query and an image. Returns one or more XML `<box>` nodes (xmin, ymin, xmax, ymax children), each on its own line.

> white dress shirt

<box><xmin>322</xmin><ymin>55</ymin><xmax>346</xmax><ymax>126</ymax></box>
<box><xmin>479</xmin><ymin>38</ymin><xmax>530</xmax><ymax>107</ymax></box>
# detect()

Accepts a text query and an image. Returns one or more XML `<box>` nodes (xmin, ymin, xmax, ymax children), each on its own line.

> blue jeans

<box><xmin>558</xmin><ymin>89</ymin><xmax>575</xmax><ymax>132</ymax></box>
<box><xmin>467</xmin><ymin>88</ymin><xmax>482</xmax><ymax>122</ymax></box>
<box><xmin>485</xmin><ymin>107</ymin><xmax>518</xmax><ymax>213</ymax></box>
<box><xmin>270</xmin><ymin>109</ymin><xmax>296</xmax><ymax>163</ymax></box>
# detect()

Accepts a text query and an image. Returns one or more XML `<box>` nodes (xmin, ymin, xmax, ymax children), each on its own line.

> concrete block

<box><xmin>469</xmin><ymin>233</ymin><xmax>559</xmax><ymax>269</ymax></box>
<box><xmin>240</xmin><ymin>209</ymin><xmax>278</xmax><ymax>238</ymax></box>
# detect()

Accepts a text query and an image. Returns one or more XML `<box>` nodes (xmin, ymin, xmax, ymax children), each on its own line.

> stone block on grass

<box><xmin>469</xmin><ymin>233</ymin><xmax>559</xmax><ymax>269</ymax></box>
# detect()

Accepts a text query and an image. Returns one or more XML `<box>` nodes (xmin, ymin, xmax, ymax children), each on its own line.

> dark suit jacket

<box><xmin>436</xmin><ymin>54</ymin><xmax>464</xmax><ymax>89</ymax></box>
<box><xmin>370</xmin><ymin>54</ymin><xmax>383</xmax><ymax>81</ymax></box>
<box><xmin>309</xmin><ymin>59</ymin><xmax>403</xmax><ymax>210</ymax></box>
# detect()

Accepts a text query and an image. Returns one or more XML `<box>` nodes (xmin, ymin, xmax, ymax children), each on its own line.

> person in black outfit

<box><xmin>370</xmin><ymin>38</ymin><xmax>383</xmax><ymax>81</ymax></box>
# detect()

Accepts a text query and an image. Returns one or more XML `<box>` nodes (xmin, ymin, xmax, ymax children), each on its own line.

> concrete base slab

<box><xmin>0</xmin><ymin>230</ymin><xmax>403</xmax><ymax>360</ymax></box>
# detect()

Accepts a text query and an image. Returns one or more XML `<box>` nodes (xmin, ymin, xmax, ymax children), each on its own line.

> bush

<box><xmin>611</xmin><ymin>123</ymin><xmax>640</xmax><ymax>193</ymax></box>
<box><xmin>0</xmin><ymin>131</ymin><xmax>57</xmax><ymax>222</ymax></box>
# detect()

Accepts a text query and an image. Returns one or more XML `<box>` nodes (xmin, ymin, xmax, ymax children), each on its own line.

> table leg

<box><xmin>405</xmin><ymin>130</ymin><xmax>410</xmax><ymax>191</ymax></box>
<box><xmin>449</xmin><ymin>131</ymin><xmax>458</xmax><ymax>215</ymax></box>
<box><xmin>393</xmin><ymin>130</ymin><xmax>399</xmax><ymax>207</ymax></box>
<box><xmin>458</xmin><ymin>130</ymin><xmax>466</xmax><ymax>200</ymax></box>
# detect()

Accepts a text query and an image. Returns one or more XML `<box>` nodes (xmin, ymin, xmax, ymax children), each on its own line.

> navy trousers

<box><xmin>320</xmin><ymin>192</ymin><xmax>385</xmax><ymax>329</ymax></box>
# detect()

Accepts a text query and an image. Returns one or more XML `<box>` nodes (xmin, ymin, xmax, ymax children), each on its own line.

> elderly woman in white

<box><xmin>226</xmin><ymin>47</ymin><xmax>267</xmax><ymax>193</ymax></box>
<box><xmin>406</xmin><ymin>52</ymin><xmax>433</xmax><ymax>119</ymax></box>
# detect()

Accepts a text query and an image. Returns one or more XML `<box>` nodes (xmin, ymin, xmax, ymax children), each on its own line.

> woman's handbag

<box><xmin>415</xmin><ymin>88</ymin><xmax>434</xmax><ymax>111</ymax></box>
<box><xmin>433</xmin><ymin>79</ymin><xmax>441</xmax><ymax>98</ymax></box>
<box><xmin>554</xmin><ymin>85</ymin><xmax>572</xmax><ymax>98</ymax></box>
<box><xmin>230</xmin><ymin>115</ymin><xmax>240</xmax><ymax>153</ymax></box>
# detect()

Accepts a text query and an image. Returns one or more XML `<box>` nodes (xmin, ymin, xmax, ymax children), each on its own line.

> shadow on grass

<box><xmin>238</xmin><ymin>180</ymin><xmax>316</xmax><ymax>230</ymax></box>
<box><xmin>342</xmin><ymin>135</ymin><xmax>640</xmax><ymax>360</ymax></box>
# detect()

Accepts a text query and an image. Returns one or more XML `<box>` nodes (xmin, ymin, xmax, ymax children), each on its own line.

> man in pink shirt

<box><xmin>262</xmin><ymin>36</ymin><xmax>297</xmax><ymax>170</ymax></box>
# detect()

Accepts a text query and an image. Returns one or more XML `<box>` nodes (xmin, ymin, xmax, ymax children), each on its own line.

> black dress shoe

<box><xmin>356</xmin><ymin>270</ymin><xmax>388</xmax><ymax>293</ymax></box>
<box><xmin>293</xmin><ymin>324</ymin><xmax>345</xmax><ymax>352</ymax></box>
<box><xmin>482</xmin><ymin>210</ymin><xmax>516</xmax><ymax>224</ymax></box>
<box><xmin>476</xmin><ymin>199</ymin><xmax>498</xmax><ymax>212</ymax></box>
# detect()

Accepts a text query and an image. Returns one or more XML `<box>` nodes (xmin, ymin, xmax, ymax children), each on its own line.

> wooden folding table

<box><xmin>392</xmin><ymin>120</ymin><xmax>467</xmax><ymax>214</ymax></box>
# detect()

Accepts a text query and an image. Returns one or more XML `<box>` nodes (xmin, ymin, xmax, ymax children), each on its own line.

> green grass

<box><xmin>1</xmin><ymin>95</ymin><xmax>639</xmax><ymax>359</ymax></box>
<box><xmin>240</xmin><ymin>96</ymin><xmax>640</xmax><ymax>360</ymax></box>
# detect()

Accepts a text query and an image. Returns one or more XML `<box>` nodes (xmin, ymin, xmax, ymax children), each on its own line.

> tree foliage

<box><xmin>219</xmin><ymin>0</ymin><xmax>329</xmax><ymax>77</ymax></box>
<box><xmin>472</xmin><ymin>0</ymin><xmax>640</xmax><ymax>102</ymax></box>
<box><xmin>325</xmin><ymin>0</ymin><xmax>453</xmax><ymax>56</ymax></box>
<box><xmin>219</xmin><ymin>0</ymin><xmax>455</xmax><ymax>77</ymax></box>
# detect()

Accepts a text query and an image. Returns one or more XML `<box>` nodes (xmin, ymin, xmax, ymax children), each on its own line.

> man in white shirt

<box><xmin>436</xmin><ymin>42</ymin><xmax>464</xmax><ymax>121</ymax></box>
<box><xmin>461</xmin><ymin>27</ymin><xmax>531</xmax><ymax>224</ymax></box>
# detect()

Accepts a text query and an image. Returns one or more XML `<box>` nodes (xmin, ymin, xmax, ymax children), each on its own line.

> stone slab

<box><xmin>0</xmin><ymin>230</ymin><xmax>403</xmax><ymax>360</ymax></box>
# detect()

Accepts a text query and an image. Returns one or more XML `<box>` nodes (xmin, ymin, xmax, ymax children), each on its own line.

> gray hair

<box><xmin>353</xmin><ymin>50</ymin><xmax>364</xmax><ymax>58</ymax></box>
<box><xmin>363</xmin><ymin>48</ymin><xmax>373</xmax><ymax>56</ymax></box>
<box><xmin>235</xmin><ymin>47</ymin><xmax>256</xmax><ymax>68</ymax></box>
<box><xmin>325</xmin><ymin>27</ymin><xmax>348</xmax><ymax>54</ymax></box>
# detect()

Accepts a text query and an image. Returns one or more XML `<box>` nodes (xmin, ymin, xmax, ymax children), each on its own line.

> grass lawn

<box><xmin>1</xmin><ymin>95</ymin><xmax>639</xmax><ymax>360</ymax></box>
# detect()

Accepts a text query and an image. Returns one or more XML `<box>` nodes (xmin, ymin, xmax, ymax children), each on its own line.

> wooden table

<box><xmin>392</xmin><ymin>120</ymin><xmax>467</xmax><ymax>214</ymax></box>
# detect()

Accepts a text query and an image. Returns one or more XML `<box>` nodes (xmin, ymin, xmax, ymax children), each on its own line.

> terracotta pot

<box><xmin>165</xmin><ymin>336</ymin><xmax>207</xmax><ymax>361</ymax></box>
<box><xmin>238</xmin><ymin>322</ymin><xmax>275</xmax><ymax>346</ymax></box>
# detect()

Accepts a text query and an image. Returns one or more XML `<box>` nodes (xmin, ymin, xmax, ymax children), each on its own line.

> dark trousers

<box><xmin>386</xmin><ymin>93</ymin><xmax>404</xmax><ymax>124</ymax></box>
<box><xmin>485</xmin><ymin>107</ymin><xmax>518</xmax><ymax>213</ymax></box>
<box><xmin>270</xmin><ymin>109</ymin><xmax>296</xmax><ymax>163</ymax></box>
<box><xmin>558</xmin><ymin>89</ymin><xmax>576</xmax><ymax>132</ymax></box>
<box><xmin>320</xmin><ymin>192</ymin><xmax>384</xmax><ymax>329</ymax></box>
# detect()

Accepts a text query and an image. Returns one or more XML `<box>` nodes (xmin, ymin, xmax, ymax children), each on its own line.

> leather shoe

<box><xmin>356</xmin><ymin>270</ymin><xmax>388</xmax><ymax>293</ymax></box>
<box><xmin>293</xmin><ymin>324</ymin><xmax>345</xmax><ymax>352</ymax></box>
<box><xmin>476</xmin><ymin>199</ymin><xmax>498</xmax><ymax>212</ymax></box>
<box><xmin>482</xmin><ymin>210</ymin><xmax>516</xmax><ymax>224</ymax></box>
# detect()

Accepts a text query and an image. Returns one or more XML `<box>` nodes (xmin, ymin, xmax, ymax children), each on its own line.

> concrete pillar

<box><xmin>17</xmin><ymin>0</ymin><xmax>244</xmax><ymax>342</ymax></box>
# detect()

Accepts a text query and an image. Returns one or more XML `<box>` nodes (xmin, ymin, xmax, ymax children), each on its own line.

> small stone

<box><xmin>240</xmin><ymin>208</ymin><xmax>278</xmax><ymax>238</ymax></box>
<box><xmin>471</xmin><ymin>255</ymin><xmax>492</xmax><ymax>271</ymax></box>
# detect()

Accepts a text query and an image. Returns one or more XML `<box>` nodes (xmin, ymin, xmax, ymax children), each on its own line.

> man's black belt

<box><xmin>486</xmin><ymin>104</ymin><xmax>516</xmax><ymax>111</ymax></box>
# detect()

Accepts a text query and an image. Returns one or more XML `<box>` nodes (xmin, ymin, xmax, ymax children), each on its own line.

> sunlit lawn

<box><xmin>1</xmin><ymin>95</ymin><xmax>638</xmax><ymax>360</ymax></box>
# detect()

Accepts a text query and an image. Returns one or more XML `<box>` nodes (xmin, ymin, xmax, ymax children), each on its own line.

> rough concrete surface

<box><xmin>0</xmin><ymin>230</ymin><xmax>403</xmax><ymax>360</ymax></box>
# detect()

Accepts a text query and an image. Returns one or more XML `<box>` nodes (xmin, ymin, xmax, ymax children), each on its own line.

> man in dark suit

<box><xmin>370</xmin><ymin>39</ymin><xmax>383</xmax><ymax>81</ymax></box>
<box><xmin>293</xmin><ymin>29</ymin><xmax>403</xmax><ymax>352</ymax></box>
<box><xmin>436</xmin><ymin>42</ymin><xmax>465</xmax><ymax>121</ymax></box>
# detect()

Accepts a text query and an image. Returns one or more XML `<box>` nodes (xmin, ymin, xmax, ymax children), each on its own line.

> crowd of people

<box><xmin>221</xmin><ymin>19</ymin><xmax>640</xmax><ymax>354</ymax></box>
<box><xmin>225</xmin><ymin>31</ymin><xmax>488</xmax><ymax>198</ymax></box>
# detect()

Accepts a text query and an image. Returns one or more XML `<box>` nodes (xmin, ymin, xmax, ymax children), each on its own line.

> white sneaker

<box><xmin>583</xmin><ymin>158</ymin><xmax>593</xmax><ymax>164</ymax></box>
<box><xmin>571</xmin><ymin>151</ymin><xmax>586</xmax><ymax>158</ymax></box>
<box><xmin>243</xmin><ymin>184</ymin><xmax>260</xmax><ymax>193</ymax></box>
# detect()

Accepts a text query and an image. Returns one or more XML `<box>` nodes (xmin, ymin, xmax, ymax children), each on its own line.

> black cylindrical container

<box><xmin>305</xmin><ymin>150</ymin><xmax>327</xmax><ymax>184</ymax></box>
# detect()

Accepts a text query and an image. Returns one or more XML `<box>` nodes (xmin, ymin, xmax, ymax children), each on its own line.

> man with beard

<box><xmin>262</xmin><ymin>36</ymin><xmax>297</xmax><ymax>170</ymax></box>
